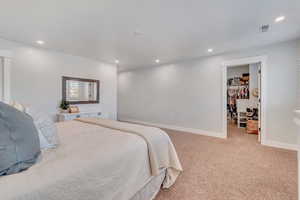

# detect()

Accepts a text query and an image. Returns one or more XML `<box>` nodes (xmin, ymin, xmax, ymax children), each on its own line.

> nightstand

<box><xmin>57</xmin><ymin>111</ymin><xmax>102</xmax><ymax>122</ymax></box>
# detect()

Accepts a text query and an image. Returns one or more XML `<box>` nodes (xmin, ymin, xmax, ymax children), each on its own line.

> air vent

<box><xmin>260</xmin><ymin>25</ymin><xmax>269</xmax><ymax>33</ymax></box>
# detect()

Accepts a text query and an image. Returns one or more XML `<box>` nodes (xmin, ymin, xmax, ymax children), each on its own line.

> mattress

<box><xmin>0</xmin><ymin>120</ymin><xmax>165</xmax><ymax>200</ymax></box>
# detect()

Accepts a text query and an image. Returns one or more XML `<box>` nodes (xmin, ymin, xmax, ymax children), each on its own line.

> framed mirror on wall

<box><xmin>62</xmin><ymin>76</ymin><xmax>100</xmax><ymax>104</ymax></box>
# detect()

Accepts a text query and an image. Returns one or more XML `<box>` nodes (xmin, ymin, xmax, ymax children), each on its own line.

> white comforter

<box><xmin>0</xmin><ymin>120</ymin><xmax>181</xmax><ymax>200</ymax></box>
<box><xmin>76</xmin><ymin>118</ymin><xmax>183</xmax><ymax>188</ymax></box>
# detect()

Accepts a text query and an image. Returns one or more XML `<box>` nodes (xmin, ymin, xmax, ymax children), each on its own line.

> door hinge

<box><xmin>259</xmin><ymin>98</ymin><xmax>261</xmax><ymax>103</ymax></box>
<box><xmin>258</xmin><ymin>69</ymin><xmax>261</xmax><ymax>74</ymax></box>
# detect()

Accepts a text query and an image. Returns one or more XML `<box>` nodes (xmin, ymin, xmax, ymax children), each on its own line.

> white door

<box><xmin>0</xmin><ymin>56</ymin><xmax>11</xmax><ymax>103</ymax></box>
<box><xmin>257</xmin><ymin>63</ymin><xmax>261</xmax><ymax>142</ymax></box>
<box><xmin>0</xmin><ymin>58</ymin><xmax>3</xmax><ymax>102</ymax></box>
<box><xmin>0</xmin><ymin>51</ymin><xmax>12</xmax><ymax>103</ymax></box>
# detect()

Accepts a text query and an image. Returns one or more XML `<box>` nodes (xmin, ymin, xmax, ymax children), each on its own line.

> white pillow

<box><xmin>25</xmin><ymin>107</ymin><xmax>60</xmax><ymax>149</ymax></box>
<box><xmin>10</xmin><ymin>101</ymin><xmax>26</xmax><ymax>112</ymax></box>
<box><xmin>37</xmin><ymin>129</ymin><xmax>54</xmax><ymax>150</ymax></box>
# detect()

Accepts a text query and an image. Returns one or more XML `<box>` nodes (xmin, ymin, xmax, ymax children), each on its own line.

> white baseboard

<box><xmin>120</xmin><ymin>118</ymin><xmax>298</xmax><ymax>151</ymax></box>
<box><xmin>262</xmin><ymin>140</ymin><xmax>298</xmax><ymax>151</ymax></box>
<box><xmin>119</xmin><ymin>118</ymin><xmax>226</xmax><ymax>139</ymax></box>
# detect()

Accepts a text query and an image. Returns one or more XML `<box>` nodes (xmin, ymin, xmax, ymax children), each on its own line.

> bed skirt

<box><xmin>130</xmin><ymin>169</ymin><xmax>166</xmax><ymax>200</ymax></box>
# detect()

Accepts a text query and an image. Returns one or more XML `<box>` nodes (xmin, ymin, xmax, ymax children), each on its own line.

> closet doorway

<box><xmin>222</xmin><ymin>56</ymin><xmax>266</xmax><ymax>144</ymax></box>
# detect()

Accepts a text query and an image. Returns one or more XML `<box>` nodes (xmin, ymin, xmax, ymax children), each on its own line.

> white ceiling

<box><xmin>0</xmin><ymin>0</ymin><xmax>299</xmax><ymax>71</ymax></box>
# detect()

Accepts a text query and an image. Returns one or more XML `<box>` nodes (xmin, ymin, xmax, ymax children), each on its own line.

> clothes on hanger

<box><xmin>227</xmin><ymin>76</ymin><xmax>249</xmax><ymax>121</ymax></box>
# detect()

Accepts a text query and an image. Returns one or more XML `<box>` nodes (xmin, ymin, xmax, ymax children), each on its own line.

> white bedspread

<box><xmin>76</xmin><ymin>118</ymin><xmax>183</xmax><ymax>188</ymax></box>
<box><xmin>0</xmin><ymin>120</ymin><xmax>174</xmax><ymax>200</ymax></box>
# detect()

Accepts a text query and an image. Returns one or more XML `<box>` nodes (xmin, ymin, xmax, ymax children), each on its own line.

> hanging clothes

<box><xmin>227</xmin><ymin>85</ymin><xmax>249</xmax><ymax>120</ymax></box>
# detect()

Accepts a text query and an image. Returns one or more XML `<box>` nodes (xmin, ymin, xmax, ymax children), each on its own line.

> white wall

<box><xmin>118</xmin><ymin>39</ymin><xmax>300</xmax><ymax>146</ymax></box>
<box><xmin>0</xmin><ymin>38</ymin><xmax>117</xmax><ymax>120</ymax></box>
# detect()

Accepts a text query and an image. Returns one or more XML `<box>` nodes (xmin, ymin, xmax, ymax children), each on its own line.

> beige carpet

<box><xmin>155</xmin><ymin>123</ymin><xmax>297</xmax><ymax>200</ymax></box>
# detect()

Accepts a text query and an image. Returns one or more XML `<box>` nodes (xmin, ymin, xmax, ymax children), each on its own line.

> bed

<box><xmin>0</xmin><ymin>118</ymin><xmax>182</xmax><ymax>200</ymax></box>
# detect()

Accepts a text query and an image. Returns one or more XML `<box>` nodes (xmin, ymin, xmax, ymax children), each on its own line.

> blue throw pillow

<box><xmin>0</xmin><ymin>102</ymin><xmax>41</xmax><ymax>176</ymax></box>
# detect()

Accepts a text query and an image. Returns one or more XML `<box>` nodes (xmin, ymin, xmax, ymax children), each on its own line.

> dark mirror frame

<box><xmin>62</xmin><ymin>76</ymin><xmax>100</xmax><ymax>104</ymax></box>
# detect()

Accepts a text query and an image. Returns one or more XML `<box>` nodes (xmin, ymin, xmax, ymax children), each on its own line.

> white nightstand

<box><xmin>57</xmin><ymin>111</ymin><xmax>102</xmax><ymax>122</ymax></box>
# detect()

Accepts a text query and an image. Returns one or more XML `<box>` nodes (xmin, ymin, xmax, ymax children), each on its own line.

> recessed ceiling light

<box><xmin>275</xmin><ymin>16</ymin><xmax>285</xmax><ymax>23</ymax></box>
<box><xmin>208</xmin><ymin>48</ymin><xmax>213</xmax><ymax>53</ymax></box>
<box><xmin>115</xmin><ymin>60</ymin><xmax>119</xmax><ymax>64</ymax></box>
<box><xmin>155</xmin><ymin>59</ymin><xmax>160</xmax><ymax>63</ymax></box>
<box><xmin>36</xmin><ymin>40</ymin><xmax>45</xmax><ymax>45</ymax></box>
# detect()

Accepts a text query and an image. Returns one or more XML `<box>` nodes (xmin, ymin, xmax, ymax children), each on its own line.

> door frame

<box><xmin>222</xmin><ymin>56</ymin><xmax>267</xmax><ymax>144</ymax></box>
<box><xmin>0</xmin><ymin>50</ymin><xmax>13</xmax><ymax>103</ymax></box>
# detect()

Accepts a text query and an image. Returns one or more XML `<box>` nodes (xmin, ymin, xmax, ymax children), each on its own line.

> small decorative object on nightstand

<box><xmin>57</xmin><ymin>111</ymin><xmax>102</xmax><ymax>122</ymax></box>
<box><xmin>69</xmin><ymin>106</ymin><xmax>80</xmax><ymax>113</ymax></box>
<box><xmin>59</xmin><ymin>100</ymin><xmax>70</xmax><ymax>113</ymax></box>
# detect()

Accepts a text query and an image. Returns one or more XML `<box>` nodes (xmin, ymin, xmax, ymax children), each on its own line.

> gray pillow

<box><xmin>0</xmin><ymin>102</ymin><xmax>41</xmax><ymax>176</ymax></box>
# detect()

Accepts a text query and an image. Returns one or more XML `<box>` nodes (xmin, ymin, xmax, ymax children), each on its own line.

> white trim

<box><xmin>0</xmin><ymin>50</ymin><xmax>12</xmax><ymax>103</ymax></box>
<box><xmin>0</xmin><ymin>50</ymin><xmax>13</xmax><ymax>59</ymax></box>
<box><xmin>298</xmin><ymin>147</ymin><xmax>300</xmax><ymax>200</ymax></box>
<box><xmin>120</xmin><ymin>118</ymin><xmax>297</xmax><ymax>150</ymax></box>
<box><xmin>119</xmin><ymin>118</ymin><xmax>226</xmax><ymax>139</ymax></box>
<box><xmin>296</xmin><ymin>58</ymin><xmax>300</xmax><ymax>200</ymax></box>
<box><xmin>3</xmin><ymin>58</ymin><xmax>11</xmax><ymax>103</ymax></box>
<box><xmin>222</xmin><ymin>56</ymin><xmax>267</xmax><ymax>143</ymax></box>
<box><xmin>262</xmin><ymin>140</ymin><xmax>298</xmax><ymax>151</ymax></box>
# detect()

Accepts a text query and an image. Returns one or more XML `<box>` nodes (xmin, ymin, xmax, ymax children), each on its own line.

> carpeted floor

<box><xmin>155</xmin><ymin>123</ymin><xmax>297</xmax><ymax>200</ymax></box>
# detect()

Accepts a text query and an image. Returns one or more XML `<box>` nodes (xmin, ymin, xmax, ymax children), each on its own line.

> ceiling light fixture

<box><xmin>208</xmin><ymin>48</ymin><xmax>213</xmax><ymax>53</ymax></box>
<box><xmin>115</xmin><ymin>60</ymin><xmax>119</xmax><ymax>64</ymax></box>
<box><xmin>275</xmin><ymin>15</ymin><xmax>285</xmax><ymax>23</ymax></box>
<box><xmin>36</xmin><ymin>40</ymin><xmax>45</xmax><ymax>45</ymax></box>
<box><xmin>155</xmin><ymin>59</ymin><xmax>160</xmax><ymax>63</ymax></box>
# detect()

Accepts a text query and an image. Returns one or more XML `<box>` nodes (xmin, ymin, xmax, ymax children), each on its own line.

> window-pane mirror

<box><xmin>62</xmin><ymin>76</ymin><xmax>99</xmax><ymax>104</ymax></box>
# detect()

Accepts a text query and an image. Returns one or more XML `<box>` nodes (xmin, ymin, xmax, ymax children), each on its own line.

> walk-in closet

<box><xmin>227</xmin><ymin>64</ymin><xmax>260</xmax><ymax>139</ymax></box>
